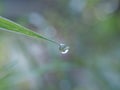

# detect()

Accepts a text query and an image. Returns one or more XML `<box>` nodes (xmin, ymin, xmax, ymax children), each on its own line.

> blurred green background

<box><xmin>0</xmin><ymin>0</ymin><xmax>120</xmax><ymax>90</ymax></box>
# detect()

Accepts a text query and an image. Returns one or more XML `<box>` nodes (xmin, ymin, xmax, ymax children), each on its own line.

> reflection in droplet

<box><xmin>59</xmin><ymin>44</ymin><xmax>69</xmax><ymax>54</ymax></box>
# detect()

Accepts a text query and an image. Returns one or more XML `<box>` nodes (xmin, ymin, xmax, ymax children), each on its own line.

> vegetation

<box><xmin>0</xmin><ymin>0</ymin><xmax>120</xmax><ymax>90</ymax></box>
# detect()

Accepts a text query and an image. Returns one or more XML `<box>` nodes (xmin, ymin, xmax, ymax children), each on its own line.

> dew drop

<box><xmin>59</xmin><ymin>44</ymin><xmax>69</xmax><ymax>54</ymax></box>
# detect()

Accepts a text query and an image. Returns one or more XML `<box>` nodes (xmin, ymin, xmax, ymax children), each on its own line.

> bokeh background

<box><xmin>0</xmin><ymin>0</ymin><xmax>120</xmax><ymax>90</ymax></box>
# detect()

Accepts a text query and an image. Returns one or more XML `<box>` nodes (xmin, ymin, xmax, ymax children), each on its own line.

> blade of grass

<box><xmin>0</xmin><ymin>16</ymin><xmax>59</xmax><ymax>45</ymax></box>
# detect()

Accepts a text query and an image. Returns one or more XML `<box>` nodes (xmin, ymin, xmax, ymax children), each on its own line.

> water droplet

<box><xmin>59</xmin><ymin>44</ymin><xmax>69</xmax><ymax>54</ymax></box>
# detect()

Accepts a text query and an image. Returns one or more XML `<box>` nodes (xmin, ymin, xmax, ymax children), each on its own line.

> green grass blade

<box><xmin>0</xmin><ymin>16</ymin><xmax>58</xmax><ymax>45</ymax></box>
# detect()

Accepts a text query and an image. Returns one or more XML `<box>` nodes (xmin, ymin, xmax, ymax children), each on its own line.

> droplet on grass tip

<box><xmin>59</xmin><ymin>44</ymin><xmax>69</xmax><ymax>54</ymax></box>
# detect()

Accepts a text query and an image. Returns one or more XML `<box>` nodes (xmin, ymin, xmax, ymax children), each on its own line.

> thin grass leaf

<box><xmin>0</xmin><ymin>16</ymin><xmax>58</xmax><ymax>45</ymax></box>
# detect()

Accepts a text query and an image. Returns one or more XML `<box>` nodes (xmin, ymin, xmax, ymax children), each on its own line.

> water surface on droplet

<box><xmin>59</xmin><ymin>44</ymin><xmax>69</xmax><ymax>54</ymax></box>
